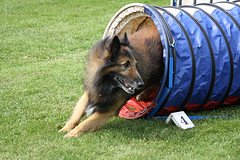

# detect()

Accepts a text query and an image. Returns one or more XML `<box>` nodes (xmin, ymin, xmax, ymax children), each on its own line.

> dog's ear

<box><xmin>108</xmin><ymin>36</ymin><xmax>121</xmax><ymax>55</ymax></box>
<box><xmin>121</xmin><ymin>33</ymin><xmax>129</xmax><ymax>46</ymax></box>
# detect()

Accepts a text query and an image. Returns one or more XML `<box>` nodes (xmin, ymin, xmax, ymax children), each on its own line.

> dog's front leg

<box><xmin>64</xmin><ymin>111</ymin><xmax>115</xmax><ymax>138</ymax></box>
<box><xmin>59</xmin><ymin>91</ymin><xmax>89</xmax><ymax>133</ymax></box>
<box><xmin>136</xmin><ymin>84</ymin><xmax>159</xmax><ymax>101</ymax></box>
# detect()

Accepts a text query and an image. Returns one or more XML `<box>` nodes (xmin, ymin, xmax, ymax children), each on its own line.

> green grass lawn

<box><xmin>1</xmin><ymin>0</ymin><xmax>240</xmax><ymax>159</ymax></box>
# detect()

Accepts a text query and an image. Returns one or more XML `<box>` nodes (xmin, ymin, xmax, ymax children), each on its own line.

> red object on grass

<box><xmin>119</xmin><ymin>89</ymin><xmax>158</xmax><ymax>119</ymax></box>
<box><xmin>119</xmin><ymin>97</ymin><xmax>155</xmax><ymax>119</ymax></box>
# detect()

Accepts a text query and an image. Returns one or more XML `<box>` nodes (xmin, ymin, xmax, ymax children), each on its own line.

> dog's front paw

<box><xmin>64</xmin><ymin>129</ymin><xmax>81</xmax><ymax>138</ymax></box>
<box><xmin>136</xmin><ymin>93</ymin><xmax>146</xmax><ymax>101</ymax></box>
<box><xmin>58</xmin><ymin>122</ymin><xmax>76</xmax><ymax>133</ymax></box>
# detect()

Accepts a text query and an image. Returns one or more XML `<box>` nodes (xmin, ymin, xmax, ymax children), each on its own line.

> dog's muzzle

<box><xmin>115</xmin><ymin>76</ymin><xmax>145</xmax><ymax>94</ymax></box>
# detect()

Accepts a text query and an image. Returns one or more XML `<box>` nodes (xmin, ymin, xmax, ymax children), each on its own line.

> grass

<box><xmin>0</xmin><ymin>0</ymin><xmax>239</xmax><ymax>159</ymax></box>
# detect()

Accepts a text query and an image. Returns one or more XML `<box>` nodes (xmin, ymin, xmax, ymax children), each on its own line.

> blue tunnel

<box><xmin>103</xmin><ymin>1</ymin><xmax>240</xmax><ymax>118</ymax></box>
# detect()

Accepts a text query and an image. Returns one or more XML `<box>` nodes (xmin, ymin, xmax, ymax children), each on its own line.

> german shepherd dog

<box><xmin>59</xmin><ymin>22</ymin><xmax>164</xmax><ymax>138</ymax></box>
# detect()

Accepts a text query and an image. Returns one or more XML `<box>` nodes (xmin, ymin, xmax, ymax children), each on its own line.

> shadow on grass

<box><xmin>101</xmin><ymin>105</ymin><xmax>240</xmax><ymax>140</ymax></box>
<box><xmin>57</xmin><ymin>104</ymin><xmax>240</xmax><ymax>141</ymax></box>
<box><xmin>102</xmin><ymin>117</ymin><xmax>197</xmax><ymax>141</ymax></box>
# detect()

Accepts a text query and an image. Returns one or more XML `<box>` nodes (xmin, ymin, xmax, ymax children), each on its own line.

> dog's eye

<box><xmin>122</xmin><ymin>61</ymin><xmax>130</xmax><ymax>68</ymax></box>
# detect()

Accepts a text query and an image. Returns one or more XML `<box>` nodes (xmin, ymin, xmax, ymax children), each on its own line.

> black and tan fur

<box><xmin>59</xmin><ymin>23</ymin><xmax>164</xmax><ymax>138</ymax></box>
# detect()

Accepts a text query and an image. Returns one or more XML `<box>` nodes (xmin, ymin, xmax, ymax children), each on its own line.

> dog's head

<box><xmin>88</xmin><ymin>33</ymin><xmax>145</xmax><ymax>95</ymax></box>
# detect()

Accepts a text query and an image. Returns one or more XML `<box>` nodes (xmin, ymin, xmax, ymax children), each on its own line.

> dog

<box><xmin>59</xmin><ymin>21</ymin><xmax>164</xmax><ymax>138</ymax></box>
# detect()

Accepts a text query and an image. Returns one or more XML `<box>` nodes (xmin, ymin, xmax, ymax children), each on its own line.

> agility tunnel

<box><xmin>103</xmin><ymin>1</ymin><xmax>240</xmax><ymax>119</ymax></box>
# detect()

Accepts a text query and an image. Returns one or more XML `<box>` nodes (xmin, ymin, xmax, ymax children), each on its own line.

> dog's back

<box><xmin>128</xmin><ymin>24</ymin><xmax>164</xmax><ymax>88</ymax></box>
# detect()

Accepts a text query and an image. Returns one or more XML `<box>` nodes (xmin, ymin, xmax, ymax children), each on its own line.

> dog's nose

<box><xmin>136</xmin><ymin>80</ymin><xmax>145</xmax><ymax>89</ymax></box>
